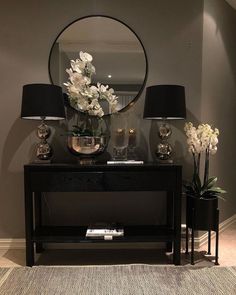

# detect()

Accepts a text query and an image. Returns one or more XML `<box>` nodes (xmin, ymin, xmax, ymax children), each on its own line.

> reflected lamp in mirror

<box><xmin>143</xmin><ymin>85</ymin><xmax>186</xmax><ymax>163</ymax></box>
<box><xmin>21</xmin><ymin>84</ymin><xmax>66</xmax><ymax>162</ymax></box>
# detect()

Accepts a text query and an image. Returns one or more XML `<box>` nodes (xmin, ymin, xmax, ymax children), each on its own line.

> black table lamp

<box><xmin>21</xmin><ymin>83</ymin><xmax>66</xmax><ymax>162</ymax></box>
<box><xmin>143</xmin><ymin>85</ymin><xmax>186</xmax><ymax>163</ymax></box>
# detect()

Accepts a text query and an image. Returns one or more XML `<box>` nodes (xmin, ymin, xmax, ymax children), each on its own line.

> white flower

<box><xmin>77</xmin><ymin>97</ymin><xmax>89</xmax><ymax>112</ymax></box>
<box><xmin>211</xmin><ymin>135</ymin><xmax>218</xmax><ymax>146</ymax></box>
<box><xmin>210</xmin><ymin>145</ymin><xmax>217</xmax><ymax>155</ymax></box>
<box><xmin>70</xmin><ymin>59</ymin><xmax>85</xmax><ymax>73</ymax></box>
<box><xmin>214</xmin><ymin>128</ymin><xmax>219</xmax><ymax>136</ymax></box>
<box><xmin>64</xmin><ymin>52</ymin><xmax>118</xmax><ymax>117</ymax></box>
<box><xmin>79</xmin><ymin>51</ymin><xmax>93</xmax><ymax>62</ymax></box>
<box><xmin>184</xmin><ymin>122</ymin><xmax>219</xmax><ymax>156</ymax></box>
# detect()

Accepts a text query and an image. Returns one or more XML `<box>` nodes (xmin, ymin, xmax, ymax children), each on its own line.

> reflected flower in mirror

<box><xmin>64</xmin><ymin>51</ymin><xmax>118</xmax><ymax>117</ymax></box>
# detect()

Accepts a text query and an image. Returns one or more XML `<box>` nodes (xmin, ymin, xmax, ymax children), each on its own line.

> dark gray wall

<box><xmin>202</xmin><ymin>0</ymin><xmax>236</xmax><ymax>221</ymax></box>
<box><xmin>0</xmin><ymin>0</ymin><xmax>224</xmax><ymax>238</ymax></box>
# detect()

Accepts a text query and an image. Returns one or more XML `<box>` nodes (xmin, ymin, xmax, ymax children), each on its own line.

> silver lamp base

<box><xmin>156</xmin><ymin>121</ymin><xmax>173</xmax><ymax>163</ymax></box>
<box><xmin>34</xmin><ymin>119</ymin><xmax>52</xmax><ymax>162</ymax></box>
<box><xmin>156</xmin><ymin>142</ymin><xmax>173</xmax><ymax>164</ymax></box>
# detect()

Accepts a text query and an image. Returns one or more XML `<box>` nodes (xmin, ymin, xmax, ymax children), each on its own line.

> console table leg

<box><xmin>166</xmin><ymin>192</ymin><xmax>173</xmax><ymax>253</ymax></box>
<box><xmin>26</xmin><ymin>240</ymin><xmax>34</xmax><ymax>266</ymax></box>
<box><xmin>166</xmin><ymin>242</ymin><xmax>172</xmax><ymax>252</ymax></box>
<box><xmin>34</xmin><ymin>192</ymin><xmax>44</xmax><ymax>253</ymax></box>
<box><xmin>36</xmin><ymin>244</ymin><xmax>44</xmax><ymax>253</ymax></box>
<box><xmin>24</xmin><ymin>168</ymin><xmax>35</xmax><ymax>266</ymax></box>
<box><xmin>173</xmin><ymin>188</ymin><xmax>181</xmax><ymax>265</ymax></box>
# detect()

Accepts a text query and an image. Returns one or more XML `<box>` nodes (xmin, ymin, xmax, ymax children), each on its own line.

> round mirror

<box><xmin>48</xmin><ymin>15</ymin><xmax>148</xmax><ymax>115</ymax></box>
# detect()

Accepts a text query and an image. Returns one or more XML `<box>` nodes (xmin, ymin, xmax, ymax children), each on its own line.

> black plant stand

<box><xmin>185</xmin><ymin>196</ymin><xmax>219</xmax><ymax>265</ymax></box>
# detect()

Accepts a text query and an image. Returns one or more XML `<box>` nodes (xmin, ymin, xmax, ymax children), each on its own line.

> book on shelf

<box><xmin>107</xmin><ymin>160</ymin><xmax>144</xmax><ymax>165</ymax></box>
<box><xmin>86</xmin><ymin>223</ymin><xmax>124</xmax><ymax>240</ymax></box>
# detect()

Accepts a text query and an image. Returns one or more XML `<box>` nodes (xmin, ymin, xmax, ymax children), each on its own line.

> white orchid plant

<box><xmin>64</xmin><ymin>51</ymin><xmax>118</xmax><ymax>118</ymax></box>
<box><xmin>64</xmin><ymin>51</ymin><xmax>118</xmax><ymax>136</ymax></box>
<box><xmin>184</xmin><ymin>122</ymin><xmax>226</xmax><ymax>200</ymax></box>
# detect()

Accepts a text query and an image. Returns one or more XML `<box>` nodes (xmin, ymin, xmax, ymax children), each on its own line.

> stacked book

<box><xmin>86</xmin><ymin>224</ymin><xmax>124</xmax><ymax>240</ymax></box>
<box><xmin>107</xmin><ymin>160</ymin><xmax>144</xmax><ymax>165</ymax></box>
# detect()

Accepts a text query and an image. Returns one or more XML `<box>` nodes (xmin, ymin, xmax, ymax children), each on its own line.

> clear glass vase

<box><xmin>110</xmin><ymin>112</ymin><xmax>128</xmax><ymax>160</ymax></box>
<box><xmin>67</xmin><ymin>112</ymin><xmax>109</xmax><ymax>164</ymax></box>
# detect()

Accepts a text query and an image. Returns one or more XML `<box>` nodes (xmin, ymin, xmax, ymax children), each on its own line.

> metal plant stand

<box><xmin>185</xmin><ymin>197</ymin><xmax>220</xmax><ymax>265</ymax></box>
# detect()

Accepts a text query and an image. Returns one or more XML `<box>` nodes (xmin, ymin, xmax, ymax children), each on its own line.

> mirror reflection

<box><xmin>49</xmin><ymin>16</ymin><xmax>147</xmax><ymax>115</ymax></box>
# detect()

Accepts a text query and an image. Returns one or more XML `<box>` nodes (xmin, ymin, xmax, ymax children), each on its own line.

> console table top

<box><xmin>25</xmin><ymin>162</ymin><xmax>182</xmax><ymax>171</ymax></box>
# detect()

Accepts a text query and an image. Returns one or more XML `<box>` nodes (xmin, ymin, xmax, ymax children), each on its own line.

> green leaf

<box><xmin>202</xmin><ymin>191</ymin><xmax>226</xmax><ymax>201</ymax></box>
<box><xmin>207</xmin><ymin>177</ymin><xmax>217</xmax><ymax>189</ymax></box>
<box><xmin>217</xmin><ymin>195</ymin><xmax>226</xmax><ymax>201</ymax></box>
<box><xmin>200</xmin><ymin>177</ymin><xmax>216</xmax><ymax>195</ymax></box>
<box><xmin>193</xmin><ymin>174</ymin><xmax>202</xmax><ymax>193</ymax></box>
<box><xmin>208</xmin><ymin>187</ymin><xmax>227</xmax><ymax>194</ymax></box>
<box><xmin>203</xmin><ymin>177</ymin><xmax>217</xmax><ymax>189</ymax></box>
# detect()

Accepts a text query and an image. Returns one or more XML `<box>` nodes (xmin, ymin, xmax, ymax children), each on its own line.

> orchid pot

<box><xmin>183</xmin><ymin>122</ymin><xmax>226</xmax><ymax>228</ymax></box>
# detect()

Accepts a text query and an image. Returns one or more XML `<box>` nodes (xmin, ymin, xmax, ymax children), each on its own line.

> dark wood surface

<box><xmin>24</xmin><ymin>163</ymin><xmax>182</xmax><ymax>266</ymax></box>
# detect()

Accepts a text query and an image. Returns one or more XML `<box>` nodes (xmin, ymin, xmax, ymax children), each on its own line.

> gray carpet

<box><xmin>0</xmin><ymin>268</ymin><xmax>11</xmax><ymax>285</ymax></box>
<box><xmin>0</xmin><ymin>265</ymin><xmax>236</xmax><ymax>295</ymax></box>
<box><xmin>0</xmin><ymin>268</ymin><xmax>9</xmax><ymax>278</ymax></box>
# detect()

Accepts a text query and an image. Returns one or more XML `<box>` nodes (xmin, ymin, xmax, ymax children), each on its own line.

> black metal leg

<box><xmin>173</xmin><ymin>186</ymin><xmax>181</xmax><ymax>265</ymax></box>
<box><xmin>24</xmin><ymin>168</ymin><xmax>35</xmax><ymax>266</ymax></box>
<box><xmin>166</xmin><ymin>242</ymin><xmax>172</xmax><ymax>252</ymax></box>
<box><xmin>25</xmin><ymin>239</ymin><xmax>34</xmax><ymax>267</ymax></box>
<box><xmin>36</xmin><ymin>244</ymin><xmax>44</xmax><ymax>253</ymax></box>
<box><xmin>215</xmin><ymin>209</ymin><xmax>220</xmax><ymax>265</ymax></box>
<box><xmin>35</xmin><ymin>192</ymin><xmax>44</xmax><ymax>253</ymax></box>
<box><xmin>191</xmin><ymin>208</ymin><xmax>195</xmax><ymax>265</ymax></box>
<box><xmin>207</xmin><ymin>230</ymin><xmax>211</xmax><ymax>255</ymax></box>
<box><xmin>166</xmin><ymin>192</ymin><xmax>173</xmax><ymax>253</ymax></box>
<box><xmin>185</xmin><ymin>226</ymin><xmax>189</xmax><ymax>254</ymax></box>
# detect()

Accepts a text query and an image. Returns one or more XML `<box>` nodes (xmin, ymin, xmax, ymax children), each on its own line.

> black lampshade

<box><xmin>21</xmin><ymin>84</ymin><xmax>66</xmax><ymax>120</ymax></box>
<box><xmin>143</xmin><ymin>85</ymin><xmax>186</xmax><ymax>120</ymax></box>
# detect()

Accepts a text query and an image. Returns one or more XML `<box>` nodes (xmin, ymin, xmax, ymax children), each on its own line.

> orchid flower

<box><xmin>64</xmin><ymin>51</ymin><xmax>118</xmax><ymax>117</ymax></box>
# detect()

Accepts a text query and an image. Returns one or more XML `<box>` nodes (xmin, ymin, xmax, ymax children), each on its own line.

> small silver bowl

<box><xmin>67</xmin><ymin>136</ymin><xmax>107</xmax><ymax>156</ymax></box>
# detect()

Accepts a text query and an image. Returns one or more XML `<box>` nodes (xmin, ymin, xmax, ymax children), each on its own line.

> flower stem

<box><xmin>204</xmin><ymin>148</ymin><xmax>209</xmax><ymax>186</ymax></box>
<box><xmin>197</xmin><ymin>153</ymin><xmax>201</xmax><ymax>176</ymax></box>
<box><xmin>192</xmin><ymin>152</ymin><xmax>197</xmax><ymax>182</ymax></box>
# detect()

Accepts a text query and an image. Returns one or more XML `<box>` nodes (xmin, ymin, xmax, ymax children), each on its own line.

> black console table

<box><xmin>24</xmin><ymin>163</ymin><xmax>182</xmax><ymax>266</ymax></box>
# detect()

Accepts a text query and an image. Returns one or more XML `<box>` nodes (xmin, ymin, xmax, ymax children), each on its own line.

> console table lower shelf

<box><xmin>24</xmin><ymin>163</ymin><xmax>182</xmax><ymax>266</ymax></box>
<box><xmin>33</xmin><ymin>225</ymin><xmax>174</xmax><ymax>243</ymax></box>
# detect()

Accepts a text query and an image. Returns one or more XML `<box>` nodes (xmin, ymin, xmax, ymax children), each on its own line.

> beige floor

<box><xmin>0</xmin><ymin>222</ymin><xmax>235</xmax><ymax>267</ymax></box>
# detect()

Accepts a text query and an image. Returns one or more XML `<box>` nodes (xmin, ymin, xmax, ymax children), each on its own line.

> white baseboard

<box><xmin>0</xmin><ymin>214</ymin><xmax>235</xmax><ymax>250</ymax></box>
<box><xmin>182</xmin><ymin>213</ymin><xmax>236</xmax><ymax>249</ymax></box>
<box><xmin>0</xmin><ymin>239</ymin><xmax>25</xmax><ymax>250</ymax></box>
<box><xmin>196</xmin><ymin>213</ymin><xmax>236</xmax><ymax>248</ymax></box>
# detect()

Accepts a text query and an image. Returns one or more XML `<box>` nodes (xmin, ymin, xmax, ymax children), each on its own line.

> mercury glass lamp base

<box><xmin>156</xmin><ymin>158</ymin><xmax>173</xmax><ymax>164</ymax></box>
<box><xmin>78</xmin><ymin>157</ymin><xmax>96</xmax><ymax>165</ymax></box>
<box><xmin>156</xmin><ymin>120</ymin><xmax>173</xmax><ymax>163</ymax></box>
<box><xmin>33</xmin><ymin>159</ymin><xmax>52</xmax><ymax>164</ymax></box>
<box><xmin>35</xmin><ymin>119</ymin><xmax>53</xmax><ymax>162</ymax></box>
